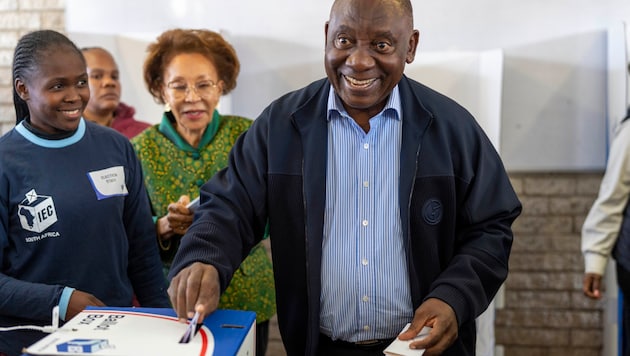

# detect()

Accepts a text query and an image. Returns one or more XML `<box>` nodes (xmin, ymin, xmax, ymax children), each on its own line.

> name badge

<box><xmin>87</xmin><ymin>166</ymin><xmax>129</xmax><ymax>200</ymax></box>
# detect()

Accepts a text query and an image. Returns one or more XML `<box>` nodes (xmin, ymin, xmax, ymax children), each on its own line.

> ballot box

<box><xmin>24</xmin><ymin>307</ymin><xmax>255</xmax><ymax>356</ymax></box>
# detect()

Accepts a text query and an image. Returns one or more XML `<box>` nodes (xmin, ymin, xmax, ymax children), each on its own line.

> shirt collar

<box><xmin>326</xmin><ymin>84</ymin><xmax>401</xmax><ymax>122</ymax></box>
<box><xmin>158</xmin><ymin>110</ymin><xmax>221</xmax><ymax>152</ymax></box>
<box><xmin>16</xmin><ymin>118</ymin><xmax>86</xmax><ymax>148</ymax></box>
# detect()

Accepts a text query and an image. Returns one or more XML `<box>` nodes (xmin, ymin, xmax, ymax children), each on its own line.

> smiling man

<box><xmin>167</xmin><ymin>1</ymin><xmax>522</xmax><ymax>355</ymax></box>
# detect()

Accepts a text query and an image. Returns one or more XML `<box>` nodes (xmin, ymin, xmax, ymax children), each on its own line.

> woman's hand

<box><xmin>66</xmin><ymin>290</ymin><xmax>106</xmax><ymax>320</ymax></box>
<box><xmin>156</xmin><ymin>195</ymin><xmax>195</xmax><ymax>241</ymax></box>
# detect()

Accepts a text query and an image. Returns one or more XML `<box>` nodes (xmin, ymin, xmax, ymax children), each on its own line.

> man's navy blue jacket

<box><xmin>170</xmin><ymin>75</ymin><xmax>522</xmax><ymax>355</ymax></box>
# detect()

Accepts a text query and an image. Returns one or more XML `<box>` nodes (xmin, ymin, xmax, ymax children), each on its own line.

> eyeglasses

<box><xmin>166</xmin><ymin>79</ymin><xmax>220</xmax><ymax>100</ymax></box>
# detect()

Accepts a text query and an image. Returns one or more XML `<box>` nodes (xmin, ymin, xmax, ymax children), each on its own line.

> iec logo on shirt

<box><xmin>17</xmin><ymin>189</ymin><xmax>58</xmax><ymax>233</ymax></box>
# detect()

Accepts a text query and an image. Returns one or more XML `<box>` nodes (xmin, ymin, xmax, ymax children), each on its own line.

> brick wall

<box><xmin>0</xmin><ymin>0</ymin><xmax>65</xmax><ymax>135</ymax></box>
<box><xmin>497</xmin><ymin>172</ymin><xmax>606</xmax><ymax>356</ymax></box>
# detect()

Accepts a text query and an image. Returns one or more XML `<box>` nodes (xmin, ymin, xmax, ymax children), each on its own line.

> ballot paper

<box><xmin>383</xmin><ymin>324</ymin><xmax>432</xmax><ymax>356</ymax></box>
<box><xmin>25</xmin><ymin>309</ymin><xmax>214</xmax><ymax>355</ymax></box>
<box><xmin>186</xmin><ymin>196</ymin><xmax>200</xmax><ymax>212</ymax></box>
<box><xmin>179</xmin><ymin>311</ymin><xmax>201</xmax><ymax>343</ymax></box>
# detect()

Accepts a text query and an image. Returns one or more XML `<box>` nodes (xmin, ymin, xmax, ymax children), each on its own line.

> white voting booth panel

<box><xmin>405</xmin><ymin>50</ymin><xmax>503</xmax><ymax>151</ymax></box>
<box><xmin>500</xmin><ymin>30</ymin><xmax>608</xmax><ymax>172</ymax></box>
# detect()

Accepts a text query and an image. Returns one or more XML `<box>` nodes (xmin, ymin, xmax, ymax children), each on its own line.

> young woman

<box><xmin>0</xmin><ymin>30</ymin><xmax>169</xmax><ymax>355</ymax></box>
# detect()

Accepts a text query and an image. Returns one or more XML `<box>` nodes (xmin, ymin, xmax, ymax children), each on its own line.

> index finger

<box><xmin>168</xmin><ymin>267</ymin><xmax>193</xmax><ymax>321</ymax></box>
<box><xmin>191</xmin><ymin>264</ymin><xmax>220</xmax><ymax>322</ymax></box>
<box><xmin>168</xmin><ymin>263</ymin><xmax>220</xmax><ymax>322</ymax></box>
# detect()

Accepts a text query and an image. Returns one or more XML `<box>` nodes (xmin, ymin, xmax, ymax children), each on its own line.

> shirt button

<box><xmin>363</xmin><ymin>325</ymin><xmax>370</xmax><ymax>331</ymax></box>
<box><xmin>363</xmin><ymin>181</ymin><xmax>369</xmax><ymax>188</ymax></box>
<box><xmin>362</xmin><ymin>220</ymin><xmax>368</xmax><ymax>227</ymax></box>
<box><xmin>361</xmin><ymin>258</ymin><xmax>368</xmax><ymax>266</ymax></box>
<box><xmin>362</xmin><ymin>295</ymin><xmax>369</xmax><ymax>302</ymax></box>
<box><xmin>363</xmin><ymin>143</ymin><xmax>369</xmax><ymax>149</ymax></box>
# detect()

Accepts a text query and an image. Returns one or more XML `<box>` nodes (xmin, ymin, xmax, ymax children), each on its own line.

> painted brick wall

<box><xmin>0</xmin><ymin>0</ymin><xmax>65</xmax><ymax>135</ymax></box>
<box><xmin>497</xmin><ymin>172</ymin><xmax>606</xmax><ymax>356</ymax></box>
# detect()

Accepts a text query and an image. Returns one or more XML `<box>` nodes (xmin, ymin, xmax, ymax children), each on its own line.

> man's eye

<box><xmin>376</xmin><ymin>42</ymin><xmax>391</xmax><ymax>50</ymax></box>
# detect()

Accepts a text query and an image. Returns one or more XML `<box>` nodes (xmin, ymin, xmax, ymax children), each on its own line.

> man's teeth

<box><xmin>346</xmin><ymin>76</ymin><xmax>375</xmax><ymax>86</ymax></box>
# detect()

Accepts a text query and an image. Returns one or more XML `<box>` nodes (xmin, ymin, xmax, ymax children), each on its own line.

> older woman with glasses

<box><xmin>131</xmin><ymin>28</ymin><xmax>276</xmax><ymax>355</ymax></box>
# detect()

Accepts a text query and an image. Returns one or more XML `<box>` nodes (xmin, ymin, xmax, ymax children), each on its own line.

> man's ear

<box><xmin>406</xmin><ymin>30</ymin><xmax>420</xmax><ymax>64</ymax></box>
<box><xmin>15</xmin><ymin>79</ymin><xmax>29</xmax><ymax>101</ymax></box>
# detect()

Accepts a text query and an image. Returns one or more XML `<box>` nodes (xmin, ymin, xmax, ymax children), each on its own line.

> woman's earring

<box><xmin>164</xmin><ymin>103</ymin><xmax>171</xmax><ymax>112</ymax></box>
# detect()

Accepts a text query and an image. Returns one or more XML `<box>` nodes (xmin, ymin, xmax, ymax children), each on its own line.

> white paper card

<box><xmin>383</xmin><ymin>323</ymin><xmax>432</xmax><ymax>356</ymax></box>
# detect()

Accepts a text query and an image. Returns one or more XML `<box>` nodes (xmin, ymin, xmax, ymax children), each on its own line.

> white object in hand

<box><xmin>186</xmin><ymin>197</ymin><xmax>200</xmax><ymax>212</ymax></box>
<box><xmin>383</xmin><ymin>323</ymin><xmax>431</xmax><ymax>356</ymax></box>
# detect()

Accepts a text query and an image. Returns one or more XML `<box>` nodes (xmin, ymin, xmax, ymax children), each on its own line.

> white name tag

<box><xmin>87</xmin><ymin>166</ymin><xmax>129</xmax><ymax>200</ymax></box>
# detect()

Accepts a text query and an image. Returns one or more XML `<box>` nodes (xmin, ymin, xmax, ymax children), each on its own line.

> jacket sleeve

<box><xmin>0</xmin><ymin>274</ymin><xmax>64</xmax><ymax>321</ymax></box>
<box><xmin>416</xmin><ymin>112</ymin><xmax>522</xmax><ymax>327</ymax></box>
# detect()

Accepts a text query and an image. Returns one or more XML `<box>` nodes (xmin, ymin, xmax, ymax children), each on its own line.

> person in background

<box><xmin>131</xmin><ymin>28</ymin><xmax>275</xmax><ymax>355</ymax></box>
<box><xmin>82</xmin><ymin>47</ymin><xmax>150</xmax><ymax>139</ymax></box>
<box><xmin>0</xmin><ymin>30</ymin><xmax>169</xmax><ymax>356</ymax></box>
<box><xmin>582</xmin><ymin>98</ymin><xmax>630</xmax><ymax>355</ymax></box>
<box><xmin>166</xmin><ymin>1</ymin><xmax>522</xmax><ymax>355</ymax></box>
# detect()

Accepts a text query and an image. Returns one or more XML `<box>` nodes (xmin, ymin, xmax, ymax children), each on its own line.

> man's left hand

<box><xmin>398</xmin><ymin>298</ymin><xmax>458</xmax><ymax>355</ymax></box>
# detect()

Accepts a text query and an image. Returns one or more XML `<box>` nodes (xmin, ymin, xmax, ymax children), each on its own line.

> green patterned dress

<box><xmin>131</xmin><ymin>111</ymin><xmax>276</xmax><ymax>323</ymax></box>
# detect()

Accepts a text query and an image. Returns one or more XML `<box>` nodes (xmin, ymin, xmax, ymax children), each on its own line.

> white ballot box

<box><xmin>24</xmin><ymin>307</ymin><xmax>255</xmax><ymax>356</ymax></box>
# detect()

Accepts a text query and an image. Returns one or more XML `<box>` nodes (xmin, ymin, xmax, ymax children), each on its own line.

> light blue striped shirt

<box><xmin>320</xmin><ymin>86</ymin><xmax>413</xmax><ymax>342</ymax></box>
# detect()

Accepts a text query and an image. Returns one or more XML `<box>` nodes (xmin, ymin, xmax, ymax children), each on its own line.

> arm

<box><xmin>0</xmin><ymin>273</ymin><xmax>104</xmax><ymax>322</ymax></box>
<box><xmin>581</xmin><ymin>122</ymin><xmax>630</xmax><ymax>298</ymax></box>
<box><xmin>401</xmin><ymin>124</ymin><xmax>521</xmax><ymax>353</ymax></box>
<box><xmin>0</xmin><ymin>273</ymin><xmax>64</xmax><ymax>321</ymax></box>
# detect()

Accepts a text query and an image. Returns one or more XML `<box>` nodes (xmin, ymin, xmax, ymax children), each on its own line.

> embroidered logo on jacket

<box><xmin>422</xmin><ymin>199</ymin><xmax>442</xmax><ymax>225</ymax></box>
<box><xmin>18</xmin><ymin>189</ymin><xmax>58</xmax><ymax>233</ymax></box>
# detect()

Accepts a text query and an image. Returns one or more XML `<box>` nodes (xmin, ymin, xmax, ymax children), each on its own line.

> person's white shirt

<box><xmin>582</xmin><ymin>119</ymin><xmax>630</xmax><ymax>275</ymax></box>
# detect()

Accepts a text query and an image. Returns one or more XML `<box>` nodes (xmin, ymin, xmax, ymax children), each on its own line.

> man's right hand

<box><xmin>168</xmin><ymin>262</ymin><xmax>220</xmax><ymax>323</ymax></box>
<box><xmin>583</xmin><ymin>273</ymin><xmax>603</xmax><ymax>299</ymax></box>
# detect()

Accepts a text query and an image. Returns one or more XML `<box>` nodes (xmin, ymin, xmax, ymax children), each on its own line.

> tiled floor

<box><xmin>265</xmin><ymin>315</ymin><xmax>287</xmax><ymax>356</ymax></box>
